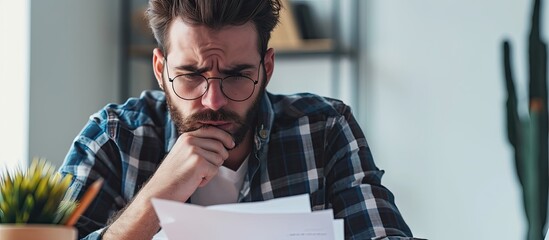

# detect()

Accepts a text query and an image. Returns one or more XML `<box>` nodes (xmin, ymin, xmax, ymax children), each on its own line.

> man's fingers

<box><xmin>193</xmin><ymin>146</ymin><xmax>226</xmax><ymax>167</ymax></box>
<box><xmin>186</xmin><ymin>126</ymin><xmax>236</xmax><ymax>150</ymax></box>
<box><xmin>180</xmin><ymin>134</ymin><xmax>230</xmax><ymax>161</ymax></box>
<box><xmin>197</xmin><ymin>162</ymin><xmax>220</xmax><ymax>187</ymax></box>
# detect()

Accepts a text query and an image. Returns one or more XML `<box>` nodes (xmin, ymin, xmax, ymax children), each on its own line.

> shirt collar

<box><xmin>165</xmin><ymin>112</ymin><xmax>178</xmax><ymax>154</ymax></box>
<box><xmin>253</xmin><ymin>91</ymin><xmax>274</xmax><ymax>153</ymax></box>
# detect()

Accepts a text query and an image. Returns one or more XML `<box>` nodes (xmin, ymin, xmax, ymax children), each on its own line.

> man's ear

<box><xmin>152</xmin><ymin>48</ymin><xmax>165</xmax><ymax>90</ymax></box>
<box><xmin>263</xmin><ymin>48</ymin><xmax>275</xmax><ymax>86</ymax></box>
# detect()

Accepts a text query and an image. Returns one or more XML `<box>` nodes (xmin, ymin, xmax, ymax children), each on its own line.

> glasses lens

<box><xmin>172</xmin><ymin>75</ymin><xmax>208</xmax><ymax>100</ymax></box>
<box><xmin>222</xmin><ymin>76</ymin><xmax>256</xmax><ymax>101</ymax></box>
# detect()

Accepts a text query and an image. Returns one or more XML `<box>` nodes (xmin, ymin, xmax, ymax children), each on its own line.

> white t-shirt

<box><xmin>190</xmin><ymin>156</ymin><xmax>249</xmax><ymax>206</ymax></box>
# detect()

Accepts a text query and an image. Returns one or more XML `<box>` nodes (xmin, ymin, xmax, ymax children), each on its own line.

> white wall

<box><xmin>359</xmin><ymin>0</ymin><xmax>539</xmax><ymax>239</ymax></box>
<box><xmin>29</xmin><ymin>0</ymin><xmax>120</xmax><ymax>168</ymax></box>
<box><xmin>269</xmin><ymin>58</ymin><xmax>334</xmax><ymax>97</ymax></box>
<box><xmin>0</xmin><ymin>0</ymin><xmax>30</xmax><ymax>171</ymax></box>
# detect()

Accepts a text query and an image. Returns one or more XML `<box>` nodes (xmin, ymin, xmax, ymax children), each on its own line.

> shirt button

<box><xmin>259</xmin><ymin>129</ymin><xmax>268</xmax><ymax>139</ymax></box>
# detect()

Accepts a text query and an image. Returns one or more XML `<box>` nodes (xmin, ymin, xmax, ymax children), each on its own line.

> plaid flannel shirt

<box><xmin>60</xmin><ymin>90</ymin><xmax>413</xmax><ymax>239</ymax></box>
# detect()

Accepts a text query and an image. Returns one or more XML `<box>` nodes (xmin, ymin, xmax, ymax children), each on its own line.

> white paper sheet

<box><xmin>151</xmin><ymin>194</ymin><xmax>344</xmax><ymax>240</ymax></box>
<box><xmin>206</xmin><ymin>194</ymin><xmax>312</xmax><ymax>214</ymax></box>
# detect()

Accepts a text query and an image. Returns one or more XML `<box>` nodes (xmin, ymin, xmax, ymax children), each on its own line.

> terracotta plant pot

<box><xmin>0</xmin><ymin>225</ymin><xmax>77</xmax><ymax>240</ymax></box>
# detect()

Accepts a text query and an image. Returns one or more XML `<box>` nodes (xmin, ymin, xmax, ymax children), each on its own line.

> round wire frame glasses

<box><xmin>164</xmin><ymin>58</ymin><xmax>261</xmax><ymax>102</ymax></box>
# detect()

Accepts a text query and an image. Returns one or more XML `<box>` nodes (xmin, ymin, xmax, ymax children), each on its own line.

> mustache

<box><xmin>181</xmin><ymin>109</ymin><xmax>244</xmax><ymax>132</ymax></box>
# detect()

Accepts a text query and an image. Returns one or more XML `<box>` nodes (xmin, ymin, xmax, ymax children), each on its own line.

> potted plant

<box><xmin>0</xmin><ymin>159</ymin><xmax>78</xmax><ymax>240</ymax></box>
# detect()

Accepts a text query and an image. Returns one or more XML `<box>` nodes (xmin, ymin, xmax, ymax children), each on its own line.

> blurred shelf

<box><xmin>129</xmin><ymin>44</ymin><xmax>155</xmax><ymax>58</ymax></box>
<box><xmin>271</xmin><ymin>38</ymin><xmax>333</xmax><ymax>55</ymax></box>
<box><xmin>129</xmin><ymin>38</ymin><xmax>342</xmax><ymax>59</ymax></box>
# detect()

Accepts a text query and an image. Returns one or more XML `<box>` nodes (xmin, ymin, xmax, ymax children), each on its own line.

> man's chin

<box><xmin>202</xmin><ymin>123</ymin><xmax>234</xmax><ymax>132</ymax></box>
<box><xmin>180</xmin><ymin>123</ymin><xmax>244</xmax><ymax>143</ymax></box>
<box><xmin>178</xmin><ymin>124</ymin><xmax>203</xmax><ymax>133</ymax></box>
<box><xmin>187</xmin><ymin>122</ymin><xmax>234</xmax><ymax>134</ymax></box>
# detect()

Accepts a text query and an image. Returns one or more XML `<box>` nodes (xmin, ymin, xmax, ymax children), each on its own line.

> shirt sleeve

<box><xmin>59</xmin><ymin>117</ymin><xmax>127</xmax><ymax>239</ymax></box>
<box><xmin>324</xmin><ymin>104</ymin><xmax>415</xmax><ymax>239</ymax></box>
<box><xmin>79</xmin><ymin>228</ymin><xmax>106</xmax><ymax>240</ymax></box>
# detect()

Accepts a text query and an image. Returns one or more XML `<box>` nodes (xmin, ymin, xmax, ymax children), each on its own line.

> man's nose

<box><xmin>201</xmin><ymin>78</ymin><xmax>228</xmax><ymax>111</ymax></box>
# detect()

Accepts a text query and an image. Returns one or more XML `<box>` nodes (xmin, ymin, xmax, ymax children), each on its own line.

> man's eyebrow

<box><xmin>220</xmin><ymin>64</ymin><xmax>256</xmax><ymax>75</ymax></box>
<box><xmin>173</xmin><ymin>63</ymin><xmax>255</xmax><ymax>75</ymax></box>
<box><xmin>174</xmin><ymin>65</ymin><xmax>209</xmax><ymax>73</ymax></box>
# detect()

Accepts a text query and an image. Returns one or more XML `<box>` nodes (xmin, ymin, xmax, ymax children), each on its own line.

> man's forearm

<box><xmin>102</xmin><ymin>192</ymin><xmax>160</xmax><ymax>240</ymax></box>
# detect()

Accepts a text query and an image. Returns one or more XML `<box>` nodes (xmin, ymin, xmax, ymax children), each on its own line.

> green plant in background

<box><xmin>503</xmin><ymin>0</ymin><xmax>548</xmax><ymax>239</ymax></box>
<box><xmin>0</xmin><ymin>159</ymin><xmax>78</xmax><ymax>224</ymax></box>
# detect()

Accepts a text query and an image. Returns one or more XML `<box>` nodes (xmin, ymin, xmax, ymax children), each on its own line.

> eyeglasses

<box><xmin>165</xmin><ymin>58</ymin><xmax>261</xmax><ymax>102</ymax></box>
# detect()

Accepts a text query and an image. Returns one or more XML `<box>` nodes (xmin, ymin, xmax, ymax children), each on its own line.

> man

<box><xmin>60</xmin><ymin>0</ymin><xmax>414</xmax><ymax>239</ymax></box>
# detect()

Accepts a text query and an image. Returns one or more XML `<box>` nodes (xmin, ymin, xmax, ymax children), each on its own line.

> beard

<box><xmin>165</xmin><ymin>83</ymin><xmax>266</xmax><ymax>148</ymax></box>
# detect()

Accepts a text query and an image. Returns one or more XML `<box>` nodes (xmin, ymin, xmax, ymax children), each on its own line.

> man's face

<box><xmin>154</xmin><ymin>19</ymin><xmax>274</xmax><ymax>145</ymax></box>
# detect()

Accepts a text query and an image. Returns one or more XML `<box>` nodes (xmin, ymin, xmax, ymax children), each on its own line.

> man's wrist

<box><xmin>101</xmin><ymin>191</ymin><xmax>160</xmax><ymax>240</ymax></box>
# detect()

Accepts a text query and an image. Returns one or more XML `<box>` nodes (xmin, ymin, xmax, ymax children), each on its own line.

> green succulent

<box><xmin>0</xmin><ymin>158</ymin><xmax>78</xmax><ymax>224</ymax></box>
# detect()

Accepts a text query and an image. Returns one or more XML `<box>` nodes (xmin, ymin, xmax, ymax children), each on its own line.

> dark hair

<box><xmin>146</xmin><ymin>0</ymin><xmax>281</xmax><ymax>57</ymax></box>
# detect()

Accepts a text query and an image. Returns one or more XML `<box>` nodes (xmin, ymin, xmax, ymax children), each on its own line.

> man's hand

<box><xmin>146</xmin><ymin>126</ymin><xmax>236</xmax><ymax>200</ymax></box>
<box><xmin>103</xmin><ymin>126</ymin><xmax>234</xmax><ymax>240</ymax></box>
